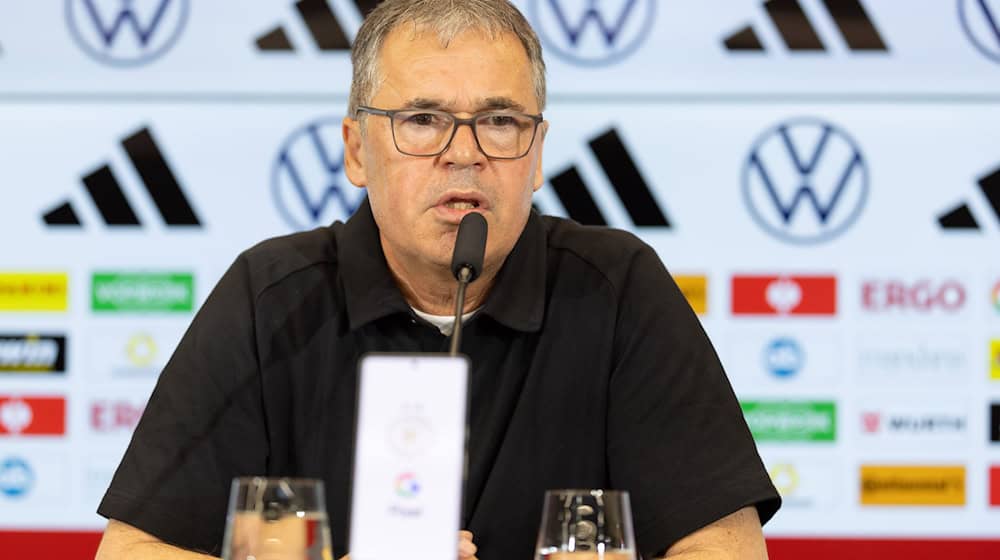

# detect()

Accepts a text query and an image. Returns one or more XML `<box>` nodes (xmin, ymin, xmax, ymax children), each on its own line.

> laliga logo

<box><xmin>765</xmin><ymin>277</ymin><xmax>802</xmax><ymax>314</ymax></box>
<box><xmin>0</xmin><ymin>399</ymin><xmax>32</xmax><ymax>435</ymax></box>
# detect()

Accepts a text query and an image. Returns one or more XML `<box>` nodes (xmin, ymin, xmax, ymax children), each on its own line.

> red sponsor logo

<box><xmin>731</xmin><ymin>275</ymin><xmax>837</xmax><ymax>316</ymax></box>
<box><xmin>0</xmin><ymin>396</ymin><xmax>66</xmax><ymax>435</ymax></box>
<box><xmin>991</xmin><ymin>466</ymin><xmax>1000</xmax><ymax>507</ymax></box>
<box><xmin>861</xmin><ymin>279</ymin><xmax>966</xmax><ymax>312</ymax></box>
<box><xmin>862</xmin><ymin>412</ymin><xmax>881</xmax><ymax>433</ymax></box>
<box><xmin>90</xmin><ymin>400</ymin><xmax>144</xmax><ymax>432</ymax></box>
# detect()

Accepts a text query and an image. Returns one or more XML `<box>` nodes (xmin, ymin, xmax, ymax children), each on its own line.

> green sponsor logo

<box><xmin>741</xmin><ymin>400</ymin><xmax>836</xmax><ymax>442</ymax></box>
<box><xmin>92</xmin><ymin>273</ymin><xmax>194</xmax><ymax>312</ymax></box>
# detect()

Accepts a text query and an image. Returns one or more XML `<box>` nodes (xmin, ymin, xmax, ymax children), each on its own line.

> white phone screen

<box><xmin>349</xmin><ymin>354</ymin><xmax>469</xmax><ymax>560</ymax></box>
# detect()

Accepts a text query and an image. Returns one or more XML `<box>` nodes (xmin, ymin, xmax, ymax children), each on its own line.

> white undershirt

<box><xmin>411</xmin><ymin>307</ymin><xmax>479</xmax><ymax>336</ymax></box>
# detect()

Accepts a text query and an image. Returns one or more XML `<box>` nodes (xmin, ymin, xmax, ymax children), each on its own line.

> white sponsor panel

<box><xmin>724</xmin><ymin>330</ymin><xmax>841</xmax><ymax>390</ymax></box>
<box><xmin>763</xmin><ymin>459</ymin><xmax>838</xmax><ymax>509</ymax></box>
<box><xmin>0</xmin><ymin>450</ymin><xmax>70</xmax><ymax>512</ymax></box>
<box><xmin>86</xmin><ymin>326</ymin><xmax>185</xmax><ymax>379</ymax></box>
<box><xmin>857</xmin><ymin>398</ymin><xmax>970</xmax><ymax>445</ymax></box>
<box><xmin>854</xmin><ymin>332</ymin><xmax>973</xmax><ymax>385</ymax></box>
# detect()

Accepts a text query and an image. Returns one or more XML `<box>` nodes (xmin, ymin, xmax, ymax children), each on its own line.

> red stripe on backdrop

<box><xmin>0</xmin><ymin>532</ymin><xmax>999</xmax><ymax>559</ymax></box>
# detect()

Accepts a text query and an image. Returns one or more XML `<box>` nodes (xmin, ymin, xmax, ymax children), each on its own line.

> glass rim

<box><xmin>230</xmin><ymin>476</ymin><xmax>325</xmax><ymax>487</ymax></box>
<box><xmin>543</xmin><ymin>489</ymin><xmax>630</xmax><ymax>497</ymax></box>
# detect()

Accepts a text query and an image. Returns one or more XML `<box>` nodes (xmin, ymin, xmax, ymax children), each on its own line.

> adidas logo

<box><xmin>545</xmin><ymin>128</ymin><xmax>670</xmax><ymax>228</ymax></box>
<box><xmin>255</xmin><ymin>0</ymin><xmax>381</xmax><ymax>52</ymax></box>
<box><xmin>42</xmin><ymin>127</ymin><xmax>201</xmax><ymax>229</ymax></box>
<box><xmin>724</xmin><ymin>0</ymin><xmax>887</xmax><ymax>53</ymax></box>
<box><xmin>938</xmin><ymin>165</ymin><xmax>1000</xmax><ymax>231</ymax></box>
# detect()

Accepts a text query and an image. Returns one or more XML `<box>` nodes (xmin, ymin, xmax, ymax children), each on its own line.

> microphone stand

<box><xmin>449</xmin><ymin>266</ymin><xmax>472</xmax><ymax>356</ymax></box>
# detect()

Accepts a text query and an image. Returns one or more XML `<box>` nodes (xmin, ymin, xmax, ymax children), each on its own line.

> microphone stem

<box><xmin>449</xmin><ymin>266</ymin><xmax>472</xmax><ymax>356</ymax></box>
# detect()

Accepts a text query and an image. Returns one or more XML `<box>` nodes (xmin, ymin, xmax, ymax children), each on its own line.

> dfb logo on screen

<box><xmin>742</xmin><ymin>118</ymin><xmax>868</xmax><ymax>244</ymax></box>
<box><xmin>529</xmin><ymin>0</ymin><xmax>656</xmax><ymax>66</ymax></box>
<box><xmin>90</xmin><ymin>400</ymin><xmax>145</xmax><ymax>432</ymax></box>
<box><xmin>958</xmin><ymin>0</ymin><xmax>1000</xmax><ymax>64</ymax></box>
<box><xmin>731</xmin><ymin>275</ymin><xmax>837</xmax><ymax>316</ymax></box>
<box><xmin>0</xmin><ymin>396</ymin><xmax>66</xmax><ymax>436</ymax></box>
<box><xmin>0</xmin><ymin>457</ymin><xmax>34</xmax><ymax>499</ymax></box>
<box><xmin>861</xmin><ymin>279</ymin><xmax>967</xmax><ymax>313</ymax></box>
<box><xmin>272</xmin><ymin>117</ymin><xmax>365</xmax><ymax>232</ymax></box>
<box><xmin>65</xmin><ymin>0</ymin><xmax>189</xmax><ymax>67</ymax></box>
<box><xmin>763</xmin><ymin>337</ymin><xmax>804</xmax><ymax>379</ymax></box>
<box><xmin>0</xmin><ymin>334</ymin><xmax>67</xmax><ymax>374</ymax></box>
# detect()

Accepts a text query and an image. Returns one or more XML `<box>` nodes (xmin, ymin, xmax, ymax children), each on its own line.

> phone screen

<box><xmin>349</xmin><ymin>354</ymin><xmax>469</xmax><ymax>560</ymax></box>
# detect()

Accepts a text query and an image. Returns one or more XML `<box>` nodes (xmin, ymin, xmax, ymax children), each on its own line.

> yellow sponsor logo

<box><xmin>769</xmin><ymin>463</ymin><xmax>800</xmax><ymax>497</ymax></box>
<box><xmin>125</xmin><ymin>333</ymin><xmax>158</xmax><ymax>368</ymax></box>
<box><xmin>991</xmin><ymin>340</ymin><xmax>1000</xmax><ymax>381</ymax></box>
<box><xmin>860</xmin><ymin>465</ymin><xmax>965</xmax><ymax>506</ymax></box>
<box><xmin>675</xmin><ymin>275</ymin><xmax>708</xmax><ymax>315</ymax></box>
<box><xmin>0</xmin><ymin>273</ymin><xmax>68</xmax><ymax>311</ymax></box>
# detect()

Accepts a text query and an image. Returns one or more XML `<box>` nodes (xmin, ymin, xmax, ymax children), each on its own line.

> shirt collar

<box><xmin>338</xmin><ymin>198</ymin><xmax>546</xmax><ymax>333</ymax></box>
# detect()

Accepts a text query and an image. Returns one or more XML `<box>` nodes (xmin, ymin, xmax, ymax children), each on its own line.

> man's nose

<box><xmin>441</xmin><ymin>122</ymin><xmax>486</xmax><ymax>166</ymax></box>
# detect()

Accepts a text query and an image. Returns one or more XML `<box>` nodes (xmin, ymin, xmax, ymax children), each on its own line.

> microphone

<box><xmin>449</xmin><ymin>212</ymin><xmax>487</xmax><ymax>356</ymax></box>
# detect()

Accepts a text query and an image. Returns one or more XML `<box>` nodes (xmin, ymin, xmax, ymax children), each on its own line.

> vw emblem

<box><xmin>959</xmin><ymin>0</ymin><xmax>1000</xmax><ymax>63</ymax></box>
<box><xmin>529</xmin><ymin>0</ymin><xmax>655</xmax><ymax>66</ymax></box>
<box><xmin>66</xmin><ymin>0</ymin><xmax>189</xmax><ymax>67</ymax></box>
<box><xmin>271</xmin><ymin>117</ymin><xmax>365</xmax><ymax>231</ymax></box>
<box><xmin>742</xmin><ymin>117</ymin><xmax>869</xmax><ymax>244</ymax></box>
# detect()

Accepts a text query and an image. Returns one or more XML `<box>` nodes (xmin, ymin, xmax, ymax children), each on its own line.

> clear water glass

<box><xmin>535</xmin><ymin>489</ymin><xmax>637</xmax><ymax>560</ymax></box>
<box><xmin>222</xmin><ymin>477</ymin><xmax>333</xmax><ymax>560</ymax></box>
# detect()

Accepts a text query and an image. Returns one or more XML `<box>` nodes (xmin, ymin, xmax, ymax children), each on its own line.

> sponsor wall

<box><xmin>1</xmin><ymin>0</ymin><xmax>999</xmax><ymax>550</ymax></box>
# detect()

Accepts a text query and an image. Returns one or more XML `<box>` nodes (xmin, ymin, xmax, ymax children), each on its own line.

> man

<box><xmin>96</xmin><ymin>1</ymin><xmax>779</xmax><ymax>558</ymax></box>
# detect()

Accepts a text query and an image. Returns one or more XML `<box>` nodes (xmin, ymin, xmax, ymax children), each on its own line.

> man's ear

<box><xmin>532</xmin><ymin>121</ymin><xmax>549</xmax><ymax>192</ymax></box>
<box><xmin>342</xmin><ymin>116</ymin><xmax>368</xmax><ymax>188</ymax></box>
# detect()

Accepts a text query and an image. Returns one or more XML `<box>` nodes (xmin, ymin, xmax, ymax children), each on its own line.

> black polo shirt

<box><xmin>99</xmin><ymin>200</ymin><xmax>779</xmax><ymax>559</ymax></box>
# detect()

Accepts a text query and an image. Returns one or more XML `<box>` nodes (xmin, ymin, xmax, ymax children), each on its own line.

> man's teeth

<box><xmin>444</xmin><ymin>201</ymin><xmax>477</xmax><ymax>209</ymax></box>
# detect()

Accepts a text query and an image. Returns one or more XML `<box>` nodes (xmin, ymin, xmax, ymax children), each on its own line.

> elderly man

<box><xmin>95</xmin><ymin>1</ymin><xmax>779</xmax><ymax>558</ymax></box>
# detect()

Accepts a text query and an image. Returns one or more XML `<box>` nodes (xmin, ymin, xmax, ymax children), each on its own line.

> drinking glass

<box><xmin>535</xmin><ymin>489</ymin><xmax>637</xmax><ymax>560</ymax></box>
<box><xmin>222</xmin><ymin>477</ymin><xmax>333</xmax><ymax>560</ymax></box>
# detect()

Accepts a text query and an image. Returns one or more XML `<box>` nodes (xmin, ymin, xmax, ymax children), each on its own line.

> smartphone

<box><xmin>349</xmin><ymin>353</ymin><xmax>469</xmax><ymax>560</ymax></box>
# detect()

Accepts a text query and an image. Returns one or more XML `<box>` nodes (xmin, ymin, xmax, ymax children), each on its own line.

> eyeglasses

<box><xmin>356</xmin><ymin>106</ymin><xmax>544</xmax><ymax>160</ymax></box>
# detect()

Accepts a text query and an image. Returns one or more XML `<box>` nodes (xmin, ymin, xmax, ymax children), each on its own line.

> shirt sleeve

<box><xmin>97</xmin><ymin>253</ymin><xmax>268</xmax><ymax>556</ymax></box>
<box><xmin>606</xmin><ymin>244</ymin><xmax>780</xmax><ymax>558</ymax></box>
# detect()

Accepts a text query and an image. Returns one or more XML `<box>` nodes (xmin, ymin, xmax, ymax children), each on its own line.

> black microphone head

<box><xmin>451</xmin><ymin>212</ymin><xmax>488</xmax><ymax>282</ymax></box>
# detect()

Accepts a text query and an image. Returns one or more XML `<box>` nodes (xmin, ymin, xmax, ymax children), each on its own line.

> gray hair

<box><xmin>348</xmin><ymin>0</ymin><xmax>547</xmax><ymax>117</ymax></box>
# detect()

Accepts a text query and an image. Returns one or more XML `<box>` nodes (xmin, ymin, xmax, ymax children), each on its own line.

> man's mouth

<box><xmin>442</xmin><ymin>199</ymin><xmax>481</xmax><ymax>210</ymax></box>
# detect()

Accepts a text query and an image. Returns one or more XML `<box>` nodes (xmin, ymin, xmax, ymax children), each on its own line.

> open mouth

<box><xmin>442</xmin><ymin>199</ymin><xmax>481</xmax><ymax>210</ymax></box>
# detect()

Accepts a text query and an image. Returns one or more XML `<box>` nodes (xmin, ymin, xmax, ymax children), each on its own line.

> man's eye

<box><xmin>486</xmin><ymin>115</ymin><xmax>516</xmax><ymax>127</ymax></box>
<box><xmin>405</xmin><ymin>113</ymin><xmax>440</xmax><ymax>126</ymax></box>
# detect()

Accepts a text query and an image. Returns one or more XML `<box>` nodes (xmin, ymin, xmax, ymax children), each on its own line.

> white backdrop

<box><xmin>0</xmin><ymin>0</ymin><xmax>998</xmax><ymax>540</ymax></box>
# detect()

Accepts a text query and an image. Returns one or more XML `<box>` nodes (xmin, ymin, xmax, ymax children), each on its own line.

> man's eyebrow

<box><xmin>402</xmin><ymin>98</ymin><xmax>449</xmax><ymax>110</ymax></box>
<box><xmin>476</xmin><ymin>97</ymin><xmax>526</xmax><ymax>112</ymax></box>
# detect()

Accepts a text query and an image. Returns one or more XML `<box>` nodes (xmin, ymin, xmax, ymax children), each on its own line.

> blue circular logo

<box><xmin>0</xmin><ymin>457</ymin><xmax>34</xmax><ymax>498</ymax></box>
<box><xmin>959</xmin><ymin>0</ymin><xmax>1000</xmax><ymax>63</ymax></box>
<box><xmin>529</xmin><ymin>0</ymin><xmax>656</xmax><ymax>66</ymax></box>
<box><xmin>763</xmin><ymin>338</ymin><xmax>805</xmax><ymax>379</ymax></box>
<box><xmin>742</xmin><ymin>117</ymin><xmax>869</xmax><ymax>245</ymax></box>
<box><xmin>66</xmin><ymin>0</ymin><xmax>189</xmax><ymax>67</ymax></box>
<box><xmin>271</xmin><ymin>117</ymin><xmax>365</xmax><ymax>231</ymax></box>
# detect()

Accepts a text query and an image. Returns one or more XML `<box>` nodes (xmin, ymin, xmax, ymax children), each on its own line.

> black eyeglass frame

<box><xmin>356</xmin><ymin>105</ymin><xmax>544</xmax><ymax>160</ymax></box>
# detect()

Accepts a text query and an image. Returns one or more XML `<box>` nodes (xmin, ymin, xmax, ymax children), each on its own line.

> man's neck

<box><xmin>382</xmin><ymin>241</ymin><xmax>499</xmax><ymax>316</ymax></box>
